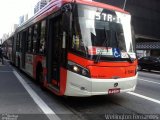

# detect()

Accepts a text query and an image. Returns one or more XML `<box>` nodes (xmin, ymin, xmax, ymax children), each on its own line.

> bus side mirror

<box><xmin>62</xmin><ymin>12</ymin><xmax>72</xmax><ymax>32</ymax></box>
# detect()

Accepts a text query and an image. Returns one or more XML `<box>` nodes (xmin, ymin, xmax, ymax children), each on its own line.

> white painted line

<box><xmin>139</xmin><ymin>71</ymin><xmax>160</xmax><ymax>77</ymax></box>
<box><xmin>13</xmin><ymin>71</ymin><xmax>61</xmax><ymax>120</ymax></box>
<box><xmin>0</xmin><ymin>65</ymin><xmax>6</xmax><ymax>66</ymax></box>
<box><xmin>128</xmin><ymin>92</ymin><xmax>160</xmax><ymax>105</ymax></box>
<box><xmin>138</xmin><ymin>78</ymin><xmax>160</xmax><ymax>85</ymax></box>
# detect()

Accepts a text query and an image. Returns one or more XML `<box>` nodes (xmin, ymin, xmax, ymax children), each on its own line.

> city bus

<box><xmin>1</xmin><ymin>35</ymin><xmax>13</xmax><ymax>60</ymax></box>
<box><xmin>10</xmin><ymin>0</ymin><xmax>138</xmax><ymax>96</ymax></box>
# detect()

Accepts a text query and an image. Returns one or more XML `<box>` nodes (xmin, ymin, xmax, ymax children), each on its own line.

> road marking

<box><xmin>138</xmin><ymin>78</ymin><xmax>160</xmax><ymax>85</ymax></box>
<box><xmin>0</xmin><ymin>65</ymin><xmax>6</xmax><ymax>66</ymax></box>
<box><xmin>139</xmin><ymin>71</ymin><xmax>160</xmax><ymax>77</ymax></box>
<box><xmin>128</xmin><ymin>92</ymin><xmax>160</xmax><ymax>105</ymax></box>
<box><xmin>13</xmin><ymin>71</ymin><xmax>61</xmax><ymax>120</ymax></box>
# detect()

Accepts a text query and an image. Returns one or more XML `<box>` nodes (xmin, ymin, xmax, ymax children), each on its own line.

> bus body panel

<box><xmin>68</xmin><ymin>53</ymin><xmax>137</xmax><ymax>79</ymax></box>
<box><xmin>68</xmin><ymin>53</ymin><xmax>137</xmax><ymax>68</ymax></box>
<box><xmin>8</xmin><ymin>0</ymin><xmax>137</xmax><ymax>97</ymax></box>
<box><xmin>88</xmin><ymin>65</ymin><xmax>136</xmax><ymax>79</ymax></box>
<box><xmin>25</xmin><ymin>54</ymin><xmax>34</xmax><ymax>76</ymax></box>
<box><xmin>33</xmin><ymin>55</ymin><xmax>46</xmax><ymax>79</ymax></box>
<box><xmin>42</xmin><ymin>67</ymin><xmax>67</xmax><ymax>96</ymax></box>
<box><xmin>17</xmin><ymin>53</ymin><xmax>46</xmax><ymax>81</ymax></box>
<box><xmin>65</xmin><ymin>52</ymin><xmax>137</xmax><ymax>96</ymax></box>
<box><xmin>59</xmin><ymin>67</ymin><xmax>67</xmax><ymax>95</ymax></box>
<box><xmin>75</xmin><ymin>0</ymin><xmax>128</xmax><ymax>14</ymax></box>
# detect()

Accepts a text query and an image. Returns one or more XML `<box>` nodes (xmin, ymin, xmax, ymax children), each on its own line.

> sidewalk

<box><xmin>0</xmin><ymin>60</ymin><xmax>49</xmax><ymax>120</ymax></box>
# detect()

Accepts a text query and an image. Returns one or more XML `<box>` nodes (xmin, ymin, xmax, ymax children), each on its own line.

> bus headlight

<box><xmin>67</xmin><ymin>61</ymin><xmax>90</xmax><ymax>77</ymax></box>
<box><xmin>73</xmin><ymin>65</ymin><xmax>79</xmax><ymax>72</ymax></box>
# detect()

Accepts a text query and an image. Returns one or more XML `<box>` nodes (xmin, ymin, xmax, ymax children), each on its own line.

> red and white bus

<box><xmin>2</xmin><ymin>36</ymin><xmax>13</xmax><ymax>60</ymax></box>
<box><xmin>10</xmin><ymin>0</ymin><xmax>137</xmax><ymax>96</ymax></box>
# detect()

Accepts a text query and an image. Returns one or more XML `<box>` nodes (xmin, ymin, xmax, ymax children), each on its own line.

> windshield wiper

<box><xmin>115</xmin><ymin>32</ymin><xmax>119</xmax><ymax>48</ymax></box>
<box><xmin>94</xmin><ymin>28</ymin><xmax>109</xmax><ymax>63</ymax></box>
<box><xmin>115</xmin><ymin>32</ymin><xmax>134</xmax><ymax>63</ymax></box>
<box><xmin>127</xmin><ymin>53</ymin><xmax>135</xmax><ymax>63</ymax></box>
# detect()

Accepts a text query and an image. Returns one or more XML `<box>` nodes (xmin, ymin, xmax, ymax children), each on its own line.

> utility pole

<box><xmin>123</xmin><ymin>0</ymin><xmax>127</xmax><ymax>10</ymax></box>
<box><xmin>0</xmin><ymin>39</ymin><xmax>2</xmax><ymax>45</ymax></box>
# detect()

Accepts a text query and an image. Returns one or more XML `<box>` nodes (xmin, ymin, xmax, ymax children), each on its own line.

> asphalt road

<box><xmin>62</xmin><ymin>71</ymin><xmax>160</xmax><ymax>120</ymax></box>
<box><xmin>0</xmin><ymin>61</ymin><xmax>160</xmax><ymax>120</ymax></box>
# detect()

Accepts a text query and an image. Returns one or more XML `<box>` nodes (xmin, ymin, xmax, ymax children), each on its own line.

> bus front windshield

<box><xmin>71</xmin><ymin>4</ymin><xmax>136</xmax><ymax>61</ymax></box>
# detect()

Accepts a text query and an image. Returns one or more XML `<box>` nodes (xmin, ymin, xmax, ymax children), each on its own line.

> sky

<box><xmin>0</xmin><ymin>0</ymin><xmax>40</xmax><ymax>38</ymax></box>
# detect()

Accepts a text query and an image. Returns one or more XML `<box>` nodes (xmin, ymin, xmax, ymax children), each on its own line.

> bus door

<box><xmin>47</xmin><ymin>16</ymin><xmax>62</xmax><ymax>91</ymax></box>
<box><xmin>21</xmin><ymin>31</ymin><xmax>27</xmax><ymax>69</ymax></box>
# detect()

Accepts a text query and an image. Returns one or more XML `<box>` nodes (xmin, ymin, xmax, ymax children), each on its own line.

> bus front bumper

<box><xmin>64</xmin><ymin>71</ymin><xmax>138</xmax><ymax>97</ymax></box>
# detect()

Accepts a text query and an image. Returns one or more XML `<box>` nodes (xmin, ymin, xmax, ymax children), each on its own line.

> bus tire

<box><xmin>18</xmin><ymin>56</ymin><xmax>20</xmax><ymax>69</ymax></box>
<box><xmin>138</xmin><ymin>65</ymin><xmax>142</xmax><ymax>71</ymax></box>
<box><xmin>36</xmin><ymin>63</ymin><xmax>44</xmax><ymax>88</ymax></box>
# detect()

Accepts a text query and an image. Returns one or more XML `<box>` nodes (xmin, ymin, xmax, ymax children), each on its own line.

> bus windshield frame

<box><xmin>70</xmin><ymin>4</ymin><xmax>136</xmax><ymax>61</ymax></box>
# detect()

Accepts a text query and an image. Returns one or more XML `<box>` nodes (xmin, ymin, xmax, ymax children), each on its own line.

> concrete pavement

<box><xmin>0</xmin><ymin>61</ymin><xmax>49</xmax><ymax>120</ymax></box>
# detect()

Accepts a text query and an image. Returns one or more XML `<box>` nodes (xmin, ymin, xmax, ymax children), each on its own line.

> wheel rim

<box><xmin>138</xmin><ymin>65</ymin><xmax>142</xmax><ymax>70</ymax></box>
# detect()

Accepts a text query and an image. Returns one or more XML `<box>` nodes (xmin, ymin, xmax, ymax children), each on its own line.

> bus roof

<box><xmin>75</xmin><ymin>0</ymin><xmax>128</xmax><ymax>14</ymax></box>
<box><xmin>16</xmin><ymin>0</ymin><xmax>129</xmax><ymax>32</ymax></box>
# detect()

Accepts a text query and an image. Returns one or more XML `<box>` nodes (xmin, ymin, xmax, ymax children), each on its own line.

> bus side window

<box><xmin>25</xmin><ymin>28</ymin><xmax>29</xmax><ymax>52</ymax></box>
<box><xmin>39</xmin><ymin>20</ymin><xmax>46</xmax><ymax>54</ymax></box>
<box><xmin>16</xmin><ymin>34</ymin><xmax>20</xmax><ymax>52</ymax></box>
<box><xmin>33</xmin><ymin>24</ymin><xmax>38</xmax><ymax>53</ymax></box>
<box><xmin>19</xmin><ymin>33</ymin><xmax>22</xmax><ymax>52</ymax></box>
<box><xmin>27</xmin><ymin>27</ymin><xmax>34</xmax><ymax>53</ymax></box>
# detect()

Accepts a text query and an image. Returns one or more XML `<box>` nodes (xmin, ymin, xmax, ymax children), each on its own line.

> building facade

<box><xmin>19</xmin><ymin>14</ymin><xmax>28</xmax><ymax>25</ymax></box>
<box><xmin>34</xmin><ymin>0</ymin><xmax>51</xmax><ymax>14</ymax></box>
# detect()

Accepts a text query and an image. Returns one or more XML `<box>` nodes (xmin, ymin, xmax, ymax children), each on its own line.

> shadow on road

<box><xmin>139</xmin><ymin>70</ymin><xmax>160</xmax><ymax>75</ymax></box>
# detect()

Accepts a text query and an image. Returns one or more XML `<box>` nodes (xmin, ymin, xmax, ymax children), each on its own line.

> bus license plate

<box><xmin>108</xmin><ymin>88</ymin><xmax>120</xmax><ymax>94</ymax></box>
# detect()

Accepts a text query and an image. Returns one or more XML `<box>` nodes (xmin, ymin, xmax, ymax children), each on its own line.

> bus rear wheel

<box><xmin>138</xmin><ymin>65</ymin><xmax>142</xmax><ymax>71</ymax></box>
<box><xmin>36</xmin><ymin>64</ymin><xmax>44</xmax><ymax>89</ymax></box>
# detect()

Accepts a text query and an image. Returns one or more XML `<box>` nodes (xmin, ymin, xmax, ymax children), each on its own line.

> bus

<box><xmin>2</xmin><ymin>35</ymin><xmax>13</xmax><ymax>60</ymax></box>
<box><xmin>10</xmin><ymin>0</ymin><xmax>138</xmax><ymax>96</ymax></box>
